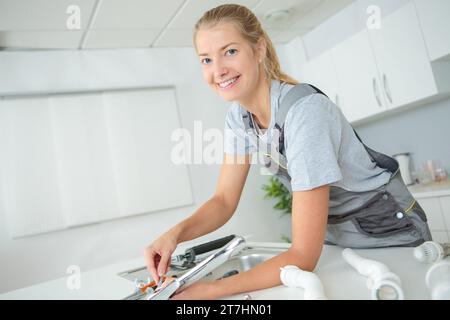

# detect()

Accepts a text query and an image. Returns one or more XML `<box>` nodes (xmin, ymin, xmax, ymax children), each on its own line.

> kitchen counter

<box><xmin>408</xmin><ymin>180</ymin><xmax>450</xmax><ymax>198</ymax></box>
<box><xmin>0</xmin><ymin>242</ymin><xmax>433</xmax><ymax>300</ymax></box>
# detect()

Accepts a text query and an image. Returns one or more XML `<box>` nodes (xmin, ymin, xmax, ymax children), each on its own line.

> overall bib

<box><xmin>240</xmin><ymin>83</ymin><xmax>432</xmax><ymax>248</ymax></box>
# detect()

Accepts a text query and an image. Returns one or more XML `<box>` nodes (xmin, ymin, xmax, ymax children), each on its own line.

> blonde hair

<box><xmin>193</xmin><ymin>4</ymin><xmax>298</xmax><ymax>85</ymax></box>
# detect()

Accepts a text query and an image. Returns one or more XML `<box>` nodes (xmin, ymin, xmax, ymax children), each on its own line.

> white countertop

<box><xmin>0</xmin><ymin>242</ymin><xmax>433</xmax><ymax>300</ymax></box>
<box><xmin>408</xmin><ymin>180</ymin><xmax>450</xmax><ymax>198</ymax></box>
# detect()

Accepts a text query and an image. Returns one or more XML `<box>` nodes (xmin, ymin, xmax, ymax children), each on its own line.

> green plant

<box><xmin>262</xmin><ymin>176</ymin><xmax>292</xmax><ymax>243</ymax></box>
<box><xmin>262</xmin><ymin>176</ymin><xmax>292</xmax><ymax>215</ymax></box>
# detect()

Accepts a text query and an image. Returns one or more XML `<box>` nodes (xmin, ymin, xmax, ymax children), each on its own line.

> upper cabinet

<box><xmin>331</xmin><ymin>29</ymin><xmax>386</xmax><ymax>122</ymax></box>
<box><xmin>367</xmin><ymin>2</ymin><xmax>438</xmax><ymax>110</ymax></box>
<box><xmin>414</xmin><ymin>0</ymin><xmax>450</xmax><ymax>61</ymax></box>
<box><xmin>294</xmin><ymin>1</ymin><xmax>450</xmax><ymax>125</ymax></box>
<box><xmin>290</xmin><ymin>0</ymin><xmax>450</xmax><ymax>124</ymax></box>
<box><xmin>300</xmin><ymin>50</ymin><xmax>341</xmax><ymax>109</ymax></box>
<box><xmin>0</xmin><ymin>88</ymin><xmax>194</xmax><ymax>238</ymax></box>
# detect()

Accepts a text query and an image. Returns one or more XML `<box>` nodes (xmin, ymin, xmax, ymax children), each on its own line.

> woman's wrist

<box><xmin>167</xmin><ymin>223</ymin><xmax>185</xmax><ymax>244</ymax></box>
<box><xmin>213</xmin><ymin>277</ymin><xmax>236</xmax><ymax>299</ymax></box>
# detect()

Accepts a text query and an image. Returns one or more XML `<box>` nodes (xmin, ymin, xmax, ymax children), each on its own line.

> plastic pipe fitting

<box><xmin>280</xmin><ymin>265</ymin><xmax>327</xmax><ymax>300</ymax></box>
<box><xmin>342</xmin><ymin>248</ymin><xmax>404</xmax><ymax>300</ymax></box>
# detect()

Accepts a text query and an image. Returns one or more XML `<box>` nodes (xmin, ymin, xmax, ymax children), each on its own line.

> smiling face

<box><xmin>195</xmin><ymin>22</ymin><xmax>266</xmax><ymax>102</ymax></box>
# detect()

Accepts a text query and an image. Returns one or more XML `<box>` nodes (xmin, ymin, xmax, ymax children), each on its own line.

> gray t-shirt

<box><xmin>223</xmin><ymin>79</ymin><xmax>392</xmax><ymax>192</ymax></box>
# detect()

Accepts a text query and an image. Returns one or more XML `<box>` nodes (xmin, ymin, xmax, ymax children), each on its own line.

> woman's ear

<box><xmin>256</xmin><ymin>37</ymin><xmax>267</xmax><ymax>63</ymax></box>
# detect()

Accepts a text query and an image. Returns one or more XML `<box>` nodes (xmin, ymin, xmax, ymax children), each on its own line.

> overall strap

<box><xmin>277</xmin><ymin>84</ymin><xmax>398</xmax><ymax>174</ymax></box>
<box><xmin>275</xmin><ymin>83</ymin><xmax>327</xmax><ymax>129</ymax></box>
<box><xmin>239</xmin><ymin>81</ymin><xmax>399</xmax><ymax>177</ymax></box>
<box><xmin>352</xmin><ymin>130</ymin><xmax>399</xmax><ymax>174</ymax></box>
<box><xmin>241</xmin><ymin>108</ymin><xmax>254</xmax><ymax>131</ymax></box>
<box><xmin>275</xmin><ymin>83</ymin><xmax>328</xmax><ymax>154</ymax></box>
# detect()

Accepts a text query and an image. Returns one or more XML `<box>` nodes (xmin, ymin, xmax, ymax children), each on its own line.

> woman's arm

<box><xmin>145</xmin><ymin>153</ymin><xmax>252</xmax><ymax>282</ymax></box>
<box><xmin>217</xmin><ymin>184</ymin><xmax>329</xmax><ymax>296</ymax></box>
<box><xmin>173</xmin><ymin>153</ymin><xmax>252</xmax><ymax>243</ymax></box>
<box><xmin>172</xmin><ymin>184</ymin><xmax>330</xmax><ymax>299</ymax></box>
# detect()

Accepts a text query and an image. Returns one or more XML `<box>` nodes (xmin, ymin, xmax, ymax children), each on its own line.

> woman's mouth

<box><xmin>217</xmin><ymin>75</ymin><xmax>240</xmax><ymax>90</ymax></box>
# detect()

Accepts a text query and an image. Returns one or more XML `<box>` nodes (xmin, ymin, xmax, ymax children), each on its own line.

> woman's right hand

<box><xmin>144</xmin><ymin>229</ymin><xmax>179</xmax><ymax>284</ymax></box>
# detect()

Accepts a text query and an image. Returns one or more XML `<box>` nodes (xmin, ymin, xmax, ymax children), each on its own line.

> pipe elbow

<box><xmin>342</xmin><ymin>248</ymin><xmax>389</xmax><ymax>277</ymax></box>
<box><xmin>342</xmin><ymin>248</ymin><xmax>404</xmax><ymax>300</ymax></box>
<box><xmin>365</xmin><ymin>261</ymin><xmax>391</xmax><ymax>279</ymax></box>
<box><xmin>280</xmin><ymin>265</ymin><xmax>327</xmax><ymax>300</ymax></box>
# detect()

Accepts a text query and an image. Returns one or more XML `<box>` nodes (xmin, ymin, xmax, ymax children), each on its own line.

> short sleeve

<box><xmin>223</xmin><ymin>104</ymin><xmax>257</xmax><ymax>155</ymax></box>
<box><xmin>284</xmin><ymin>94</ymin><xmax>343</xmax><ymax>191</ymax></box>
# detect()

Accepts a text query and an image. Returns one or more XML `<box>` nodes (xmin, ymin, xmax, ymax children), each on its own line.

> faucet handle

<box><xmin>184</xmin><ymin>235</ymin><xmax>237</xmax><ymax>263</ymax></box>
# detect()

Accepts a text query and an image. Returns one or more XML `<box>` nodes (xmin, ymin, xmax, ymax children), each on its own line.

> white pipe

<box><xmin>280</xmin><ymin>265</ymin><xmax>327</xmax><ymax>300</ymax></box>
<box><xmin>425</xmin><ymin>257</ymin><xmax>450</xmax><ymax>300</ymax></box>
<box><xmin>414</xmin><ymin>241</ymin><xmax>450</xmax><ymax>264</ymax></box>
<box><xmin>342</xmin><ymin>248</ymin><xmax>404</xmax><ymax>300</ymax></box>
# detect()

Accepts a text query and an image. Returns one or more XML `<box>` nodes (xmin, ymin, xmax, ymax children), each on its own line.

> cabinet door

<box><xmin>48</xmin><ymin>94</ymin><xmax>120</xmax><ymax>227</ymax></box>
<box><xmin>414</xmin><ymin>0</ymin><xmax>450</xmax><ymax>61</ymax></box>
<box><xmin>0</xmin><ymin>89</ymin><xmax>194</xmax><ymax>238</ymax></box>
<box><xmin>102</xmin><ymin>89</ymin><xmax>193</xmax><ymax>218</ymax></box>
<box><xmin>300</xmin><ymin>50</ymin><xmax>341</xmax><ymax>108</ymax></box>
<box><xmin>368</xmin><ymin>2</ymin><xmax>437</xmax><ymax>109</ymax></box>
<box><xmin>417</xmin><ymin>197</ymin><xmax>446</xmax><ymax>231</ymax></box>
<box><xmin>331</xmin><ymin>29</ymin><xmax>386</xmax><ymax>123</ymax></box>
<box><xmin>439</xmin><ymin>196</ymin><xmax>450</xmax><ymax>231</ymax></box>
<box><xmin>431</xmin><ymin>231</ymin><xmax>450</xmax><ymax>243</ymax></box>
<box><xmin>0</xmin><ymin>97</ymin><xmax>67</xmax><ymax>237</ymax></box>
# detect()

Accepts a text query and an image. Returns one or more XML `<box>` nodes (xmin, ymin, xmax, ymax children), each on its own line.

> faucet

<box><xmin>145</xmin><ymin>235</ymin><xmax>247</xmax><ymax>300</ymax></box>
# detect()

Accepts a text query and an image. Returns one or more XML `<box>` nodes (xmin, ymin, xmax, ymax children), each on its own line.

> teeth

<box><xmin>219</xmin><ymin>76</ymin><xmax>238</xmax><ymax>88</ymax></box>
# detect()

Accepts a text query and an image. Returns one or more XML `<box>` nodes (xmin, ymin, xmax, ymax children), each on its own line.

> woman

<box><xmin>144</xmin><ymin>4</ymin><xmax>431</xmax><ymax>300</ymax></box>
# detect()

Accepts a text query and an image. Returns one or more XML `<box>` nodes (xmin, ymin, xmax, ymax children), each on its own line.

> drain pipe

<box><xmin>280</xmin><ymin>265</ymin><xmax>327</xmax><ymax>300</ymax></box>
<box><xmin>342</xmin><ymin>248</ymin><xmax>404</xmax><ymax>300</ymax></box>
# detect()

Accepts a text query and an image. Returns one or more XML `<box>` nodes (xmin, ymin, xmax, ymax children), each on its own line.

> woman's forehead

<box><xmin>196</xmin><ymin>23</ymin><xmax>245</xmax><ymax>54</ymax></box>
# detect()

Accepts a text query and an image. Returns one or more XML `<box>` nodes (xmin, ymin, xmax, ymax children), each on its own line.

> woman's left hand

<box><xmin>170</xmin><ymin>281</ymin><xmax>223</xmax><ymax>300</ymax></box>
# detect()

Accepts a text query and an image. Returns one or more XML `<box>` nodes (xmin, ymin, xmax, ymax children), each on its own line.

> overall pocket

<box><xmin>352</xmin><ymin>191</ymin><xmax>415</xmax><ymax>238</ymax></box>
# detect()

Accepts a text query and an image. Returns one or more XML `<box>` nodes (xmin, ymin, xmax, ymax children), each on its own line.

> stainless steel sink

<box><xmin>118</xmin><ymin>244</ymin><xmax>289</xmax><ymax>299</ymax></box>
<box><xmin>200</xmin><ymin>248</ymin><xmax>284</xmax><ymax>281</ymax></box>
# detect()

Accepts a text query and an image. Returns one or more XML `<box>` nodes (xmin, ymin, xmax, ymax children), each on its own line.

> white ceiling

<box><xmin>0</xmin><ymin>0</ymin><xmax>355</xmax><ymax>50</ymax></box>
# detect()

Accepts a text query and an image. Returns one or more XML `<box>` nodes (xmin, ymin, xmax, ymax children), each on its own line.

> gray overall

<box><xmin>241</xmin><ymin>83</ymin><xmax>432</xmax><ymax>248</ymax></box>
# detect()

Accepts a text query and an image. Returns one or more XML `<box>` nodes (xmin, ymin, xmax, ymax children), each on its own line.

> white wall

<box><xmin>0</xmin><ymin>47</ymin><xmax>291</xmax><ymax>293</ymax></box>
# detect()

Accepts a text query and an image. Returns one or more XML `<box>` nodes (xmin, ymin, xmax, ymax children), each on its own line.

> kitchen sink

<box><xmin>118</xmin><ymin>244</ymin><xmax>289</xmax><ymax>298</ymax></box>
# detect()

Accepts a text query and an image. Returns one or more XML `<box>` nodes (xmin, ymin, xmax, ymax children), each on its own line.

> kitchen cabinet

<box><xmin>300</xmin><ymin>50</ymin><xmax>341</xmax><ymax>109</ymax></box>
<box><xmin>331</xmin><ymin>29</ymin><xmax>386</xmax><ymax>122</ymax></box>
<box><xmin>414</xmin><ymin>0</ymin><xmax>450</xmax><ymax>61</ymax></box>
<box><xmin>367</xmin><ymin>2</ymin><xmax>438</xmax><ymax>110</ymax></box>
<box><xmin>439</xmin><ymin>196</ymin><xmax>450</xmax><ymax>235</ymax></box>
<box><xmin>0</xmin><ymin>96</ymin><xmax>68</xmax><ymax>237</ymax></box>
<box><xmin>414</xmin><ymin>194</ymin><xmax>450</xmax><ymax>243</ymax></box>
<box><xmin>0</xmin><ymin>88</ymin><xmax>194</xmax><ymax>238</ymax></box>
<box><xmin>311</xmin><ymin>2</ymin><xmax>450</xmax><ymax>124</ymax></box>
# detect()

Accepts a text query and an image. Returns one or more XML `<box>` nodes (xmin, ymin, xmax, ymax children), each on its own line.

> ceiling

<box><xmin>0</xmin><ymin>0</ymin><xmax>355</xmax><ymax>50</ymax></box>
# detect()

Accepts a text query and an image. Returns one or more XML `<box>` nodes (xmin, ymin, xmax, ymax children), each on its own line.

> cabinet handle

<box><xmin>383</xmin><ymin>73</ymin><xmax>393</xmax><ymax>104</ymax></box>
<box><xmin>372</xmin><ymin>78</ymin><xmax>382</xmax><ymax>107</ymax></box>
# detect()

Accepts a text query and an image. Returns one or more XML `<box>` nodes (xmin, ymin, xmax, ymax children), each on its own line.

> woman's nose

<box><xmin>213</xmin><ymin>61</ymin><xmax>228</xmax><ymax>79</ymax></box>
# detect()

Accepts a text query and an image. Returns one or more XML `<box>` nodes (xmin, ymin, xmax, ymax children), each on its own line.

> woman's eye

<box><xmin>201</xmin><ymin>58</ymin><xmax>211</xmax><ymax>65</ymax></box>
<box><xmin>226</xmin><ymin>49</ymin><xmax>238</xmax><ymax>56</ymax></box>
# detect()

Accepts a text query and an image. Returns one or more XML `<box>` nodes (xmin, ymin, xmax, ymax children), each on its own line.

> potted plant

<box><xmin>262</xmin><ymin>176</ymin><xmax>292</xmax><ymax>243</ymax></box>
